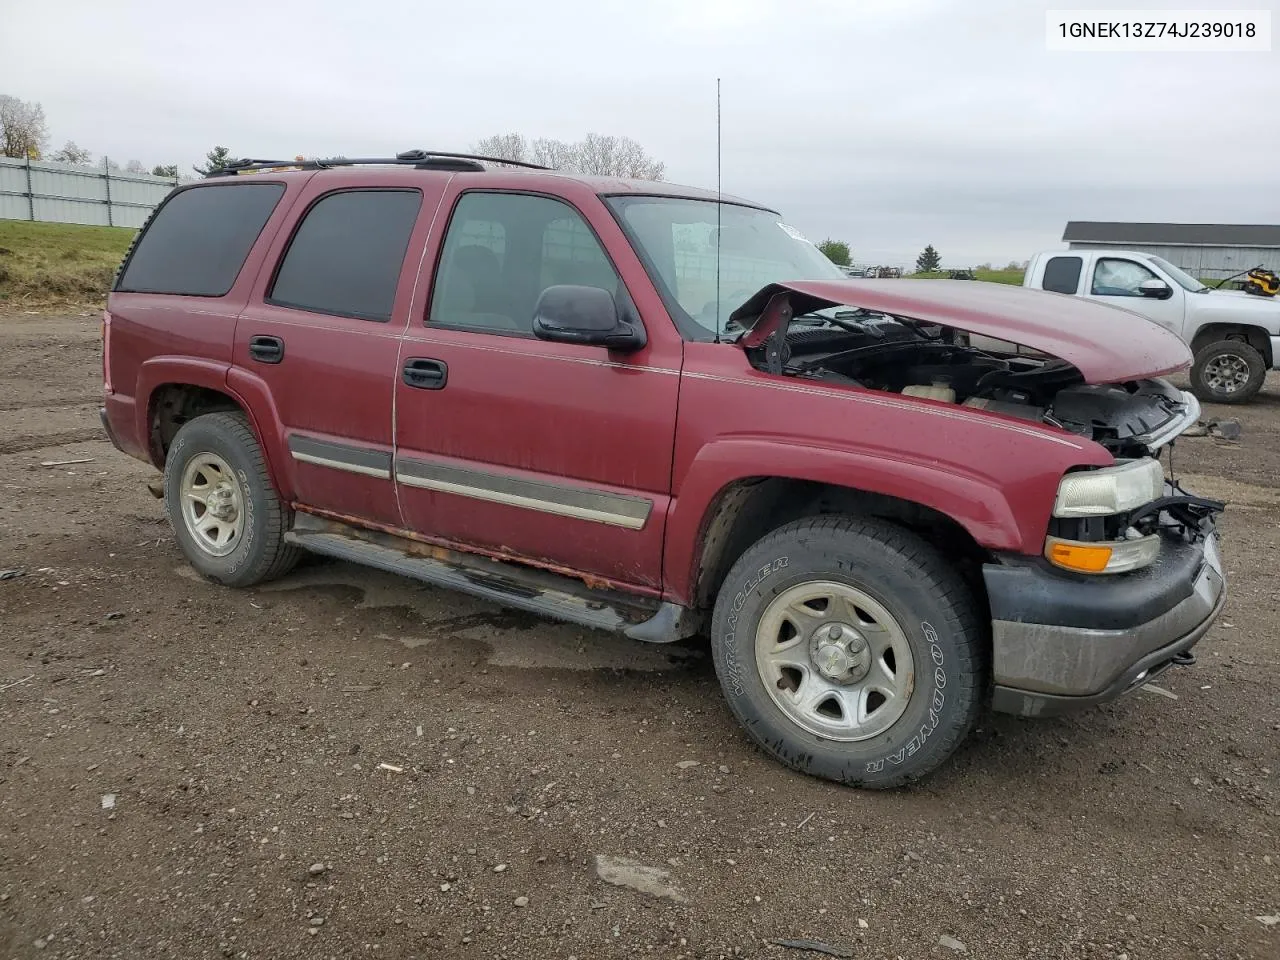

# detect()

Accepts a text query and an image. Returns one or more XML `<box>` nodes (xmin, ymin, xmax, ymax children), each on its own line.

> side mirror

<box><xmin>1139</xmin><ymin>278</ymin><xmax>1173</xmax><ymax>300</ymax></box>
<box><xmin>532</xmin><ymin>285</ymin><xmax>646</xmax><ymax>352</ymax></box>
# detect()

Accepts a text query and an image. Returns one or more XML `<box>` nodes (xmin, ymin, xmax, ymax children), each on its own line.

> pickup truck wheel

<box><xmin>710</xmin><ymin>515</ymin><xmax>985</xmax><ymax>789</ymax></box>
<box><xmin>1191</xmin><ymin>341</ymin><xmax>1266</xmax><ymax>404</ymax></box>
<box><xmin>163</xmin><ymin>412</ymin><xmax>300</xmax><ymax>587</ymax></box>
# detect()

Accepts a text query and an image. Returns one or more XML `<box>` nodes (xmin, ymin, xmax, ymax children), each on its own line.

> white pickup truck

<box><xmin>1016</xmin><ymin>249</ymin><xmax>1280</xmax><ymax>403</ymax></box>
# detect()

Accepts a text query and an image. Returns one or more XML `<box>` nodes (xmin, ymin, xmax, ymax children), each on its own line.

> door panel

<box><xmin>234</xmin><ymin>180</ymin><xmax>446</xmax><ymax>527</ymax></box>
<box><xmin>394</xmin><ymin>184</ymin><xmax>682</xmax><ymax>590</ymax></box>
<box><xmin>1083</xmin><ymin>256</ymin><xmax>1184</xmax><ymax>331</ymax></box>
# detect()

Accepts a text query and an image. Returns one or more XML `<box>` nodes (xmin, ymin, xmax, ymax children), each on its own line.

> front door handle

<box><xmin>403</xmin><ymin>357</ymin><xmax>447</xmax><ymax>390</ymax></box>
<box><xmin>248</xmin><ymin>335</ymin><xmax>285</xmax><ymax>364</ymax></box>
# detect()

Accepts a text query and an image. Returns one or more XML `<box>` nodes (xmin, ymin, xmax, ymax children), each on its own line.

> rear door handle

<box><xmin>403</xmin><ymin>357</ymin><xmax>447</xmax><ymax>389</ymax></box>
<box><xmin>248</xmin><ymin>335</ymin><xmax>285</xmax><ymax>364</ymax></box>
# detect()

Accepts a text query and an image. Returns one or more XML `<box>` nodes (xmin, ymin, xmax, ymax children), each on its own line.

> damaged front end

<box><xmin>731</xmin><ymin>284</ymin><xmax>1203</xmax><ymax>459</ymax></box>
<box><xmin>729</xmin><ymin>280</ymin><xmax>1227</xmax><ymax>714</ymax></box>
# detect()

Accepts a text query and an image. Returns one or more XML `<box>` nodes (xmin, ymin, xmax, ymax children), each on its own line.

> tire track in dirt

<box><xmin>0</xmin><ymin>396</ymin><xmax>97</xmax><ymax>413</ymax></box>
<box><xmin>0</xmin><ymin>428</ymin><xmax>106</xmax><ymax>454</ymax></box>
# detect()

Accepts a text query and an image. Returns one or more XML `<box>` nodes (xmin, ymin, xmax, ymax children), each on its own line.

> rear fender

<box><xmin>135</xmin><ymin>357</ymin><xmax>293</xmax><ymax>499</ymax></box>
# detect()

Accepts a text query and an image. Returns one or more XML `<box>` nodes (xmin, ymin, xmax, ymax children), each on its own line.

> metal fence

<box><xmin>0</xmin><ymin>156</ymin><xmax>190</xmax><ymax>229</ymax></box>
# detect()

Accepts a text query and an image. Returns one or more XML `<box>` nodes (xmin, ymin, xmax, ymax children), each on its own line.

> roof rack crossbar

<box><xmin>205</xmin><ymin>150</ymin><xmax>549</xmax><ymax>178</ymax></box>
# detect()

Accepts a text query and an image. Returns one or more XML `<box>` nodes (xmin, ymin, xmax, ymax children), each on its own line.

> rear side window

<box><xmin>268</xmin><ymin>190</ymin><xmax>422</xmax><ymax>322</ymax></box>
<box><xmin>116</xmin><ymin>183</ymin><xmax>284</xmax><ymax>296</ymax></box>
<box><xmin>1041</xmin><ymin>255</ymin><xmax>1082</xmax><ymax>294</ymax></box>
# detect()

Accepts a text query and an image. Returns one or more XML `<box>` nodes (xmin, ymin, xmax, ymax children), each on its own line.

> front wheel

<box><xmin>710</xmin><ymin>516</ymin><xmax>986</xmax><ymax>789</ymax></box>
<box><xmin>1190</xmin><ymin>340</ymin><xmax>1266</xmax><ymax>404</ymax></box>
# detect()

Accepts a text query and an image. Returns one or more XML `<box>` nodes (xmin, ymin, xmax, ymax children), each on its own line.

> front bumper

<box><xmin>985</xmin><ymin>532</ymin><xmax>1225</xmax><ymax>717</ymax></box>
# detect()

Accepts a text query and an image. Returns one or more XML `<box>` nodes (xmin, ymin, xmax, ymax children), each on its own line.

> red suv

<box><xmin>101</xmin><ymin>151</ymin><xmax>1226</xmax><ymax>787</ymax></box>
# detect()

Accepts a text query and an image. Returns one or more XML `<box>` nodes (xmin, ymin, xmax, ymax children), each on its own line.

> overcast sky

<box><xmin>3</xmin><ymin>0</ymin><xmax>1277</xmax><ymax>265</ymax></box>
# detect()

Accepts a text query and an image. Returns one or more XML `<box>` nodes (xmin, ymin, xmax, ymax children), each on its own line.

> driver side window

<box><xmin>1091</xmin><ymin>258</ymin><xmax>1157</xmax><ymax>297</ymax></box>
<box><xmin>429</xmin><ymin>192</ymin><xmax>622</xmax><ymax>337</ymax></box>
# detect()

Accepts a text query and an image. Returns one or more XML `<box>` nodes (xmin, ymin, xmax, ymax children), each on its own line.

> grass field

<box><xmin>906</xmin><ymin>268</ymin><xmax>1025</xmax><ymax>284</ymax></box>
<box><xmin>0</xmin><ymin>220</ymin><xmax>135</xmax><ymax>307</ymax></box>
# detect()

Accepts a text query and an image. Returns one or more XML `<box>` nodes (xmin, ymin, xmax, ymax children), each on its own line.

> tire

<box><xmin>710</xmin><ymin>515</ymin><xmax>985</xmax><ymax>789</ymax></box>
<box><xmin>163</xmin><ymin>411</ymin><xmax>300</xmax><ymax>587</ymax></box>
<box><xmin>1191</xmin><ymin>340</ymin><xmax>1266</xmax><ymax>404</ymax></box>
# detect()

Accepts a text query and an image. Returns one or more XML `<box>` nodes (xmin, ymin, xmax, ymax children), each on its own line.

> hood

<box><xmin>1206</xmin><ymin>288</ymin><xmax>1280</xmax><ymax>313</ymax></box>
<box><xmin>730</xmin><ymin>279</ymin><xmax>1192</xmax><ymax>384</ymax></box>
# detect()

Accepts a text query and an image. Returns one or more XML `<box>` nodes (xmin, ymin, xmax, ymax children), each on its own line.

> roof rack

<box><xmin>206</xmin><ymin>149</ymin><xmax>549</xmax><ymax>177</ymax></box>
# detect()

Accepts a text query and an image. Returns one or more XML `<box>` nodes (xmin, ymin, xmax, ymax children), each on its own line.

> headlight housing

<box><xmin>1053</xmin><ymin>458</ymin><xmax>1164</xmax><ymax>518</ymax></box>
<box><xmin>1045</xmin><ymin>533</ymin><xmax>1161</xmax><ymax>574</ymax></box>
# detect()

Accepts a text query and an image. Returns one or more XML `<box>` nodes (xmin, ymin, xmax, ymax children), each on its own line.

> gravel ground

<box><xmin>1</xmin><ymin>312</ymin><xmax>1277</xmax><ymax>960</ymax></box>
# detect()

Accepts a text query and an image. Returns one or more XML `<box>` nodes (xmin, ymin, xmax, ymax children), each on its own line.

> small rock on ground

<box><xmin>939</xmin><ymin>934</ymin><xmax>967</xmax><ymax>952</ymax></box>
<box><xmin>595</xmin><ymin>854</ymin><xmax>688</xmax><ymax>904</ymax></box>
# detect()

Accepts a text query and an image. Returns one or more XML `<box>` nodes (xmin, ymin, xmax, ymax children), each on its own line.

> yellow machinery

<box><xmin>1243</xmin><ymin>266</ymin><xmax>1280</xmax><ymax>297</ymax></box>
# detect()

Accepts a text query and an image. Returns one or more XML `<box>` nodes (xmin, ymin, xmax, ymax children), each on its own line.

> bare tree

<box><xmin>124</xmin><ymin>159</ymin><xmax>146</xmax><ymax>174</ymax></box>
<box><xmin>472</xmin><ymin>131</ymin><xmax>664</xmax><ymax>180</ymax></box>
<box><xmin>471</xmin><ymin>133</ymin><xmax>528</xmax><ymax>164</ymax></box>
<box><xmin>50</xmin><ymin>140</ymin><xmax>92</xmax><ymax>165</ymax></box>
<box><xmin>571</xmin><ymin>133</ymin><xmax>664</xmax><ymax>180</ymax></box>
<box><xmin>529</xmin><ymin>137</ymin><xmax>577</xmax><ymax>170</ymax></box>
<box><xmin>0</xmin><ymin>94</ymin><xmax>49</xmax><ymax>159</ymax></box>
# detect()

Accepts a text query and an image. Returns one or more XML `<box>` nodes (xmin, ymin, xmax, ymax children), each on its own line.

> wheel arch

<box><xmin>137</xmin><ymin>359</ymin><xmax>293</xmax><ymax>500</ymax></box>
<box><xmin>1190</xmin><ymin>322</ymin><xmax>1273</xmax><ymax>367</ymax></box>
<box><xmin>682</xmin><ymin>473</ymin><xmax>998</xmax><ymax>614</ymax></box>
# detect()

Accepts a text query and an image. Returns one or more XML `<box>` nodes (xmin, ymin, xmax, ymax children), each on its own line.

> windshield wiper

<box><xmin>791</xmin><ymin>310</ymin><xmax>886</xmax><ymax>337</ymax></box>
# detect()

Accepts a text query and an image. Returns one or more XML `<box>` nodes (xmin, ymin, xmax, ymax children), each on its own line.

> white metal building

<box><xmin>1063</xmin><ymin>221</ymin><xmax>1280</xmax><ymax>280</ymax></box>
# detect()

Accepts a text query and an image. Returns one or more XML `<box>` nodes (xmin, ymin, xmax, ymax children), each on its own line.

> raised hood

<box><xmin>731</xmin><ymin>279</ymin><xmax>1192</xmax><ymax>384</ymax></box>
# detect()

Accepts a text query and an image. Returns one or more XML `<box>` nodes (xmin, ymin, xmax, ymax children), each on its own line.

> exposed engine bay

<box><xmin>738</xmin><ymin>307</ymin><xmax>1199</xmax><ymax>457</ymax></box>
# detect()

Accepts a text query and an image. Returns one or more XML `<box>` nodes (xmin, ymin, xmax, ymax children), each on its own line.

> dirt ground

<box><xmin>1</xmin><ymin>312</ymin><xmax>1276</xmax><ymax>960</ymax></box>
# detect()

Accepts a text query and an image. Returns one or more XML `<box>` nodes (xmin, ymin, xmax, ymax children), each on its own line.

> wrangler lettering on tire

<box><xmin>710</xmin><ymin>515</ymin><xmax>986</xmax><ymax>788</ymax></box>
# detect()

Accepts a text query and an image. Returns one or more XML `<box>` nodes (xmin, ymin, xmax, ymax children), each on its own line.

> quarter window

<box><xmin>1091</xmin><ymin>258</ymin><xmax>1157</xmax><ymax>297</ymax></box>
<box><xmin>1041</xmin><ymin>255</ymin><xmax>1082</xmax><ymax>295</ymax></box>
<box><xmin>116</xmin><ymin>183</ymin><xmax>284</xmax><ymax>297</ymax></box>
<box><xmin>430</xmin><ymin>192</ymin><xmax>622</xmax><ymax>336</ymax></box>
<box><xmin>269</xmin><ymin>190</ymin><xmax>422</xmax><ymax>322</ymax></box>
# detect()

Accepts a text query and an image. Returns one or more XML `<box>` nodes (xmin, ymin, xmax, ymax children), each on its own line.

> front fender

<box><xmin>661</xmin><ymin>435</ymin><xmax>1094</xmax><ymax>605</ymax></box>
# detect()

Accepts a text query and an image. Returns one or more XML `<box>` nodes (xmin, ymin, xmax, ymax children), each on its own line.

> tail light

<box><xmin>102</xmin><ymin>310</ymin><xmax>112</xmax><ymax>394</ymax></box>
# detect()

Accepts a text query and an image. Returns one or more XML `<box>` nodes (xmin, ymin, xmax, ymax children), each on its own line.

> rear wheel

<box><xmin>1191</xmin><ymin>340</ymin><xmax>1266</xmax><ymax>404</ymax></box>
<box><xmin>710</xmin><ymin>515</ymin><xmax>985</xmax><ymax>788</ymax></box>
<box><xmin>163</xmin><ymin>412</ymin><xmax>300</xmax><ymax>587</ymax></box>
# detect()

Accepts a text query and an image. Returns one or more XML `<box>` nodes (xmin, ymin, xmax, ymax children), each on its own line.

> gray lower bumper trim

<box><xmin>992</xmin><ymin>536</ymin><xmax>1225</xmax><ymax>698</ymax></box>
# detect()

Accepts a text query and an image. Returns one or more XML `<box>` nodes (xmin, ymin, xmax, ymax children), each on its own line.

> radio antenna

<box><xmin>714</xmin><ymin>77</ymin><xmax>722</xmax><ymax>344</ymax></box>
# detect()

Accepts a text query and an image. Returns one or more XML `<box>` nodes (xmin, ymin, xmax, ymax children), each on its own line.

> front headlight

<box><xmin>1053</xmin><ymin>458</ymin><xmax>1164</xmax><ymax>518</ymax></box>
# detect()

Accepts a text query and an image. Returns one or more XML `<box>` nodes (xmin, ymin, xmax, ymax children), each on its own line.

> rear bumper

<box><xmin>985</xmin><ymin>532</ymin><xmax>1225</xmax><ymax>717</ymax></box>
<box><xmin>1271</xmin><ymin>335</ymin><xmax>1280</xmax><ymax>369</ymax></box>
<box><xmin>99</xmin><ymin>405</ymin><xmax>122</xmax><ymax>452</ymax></box>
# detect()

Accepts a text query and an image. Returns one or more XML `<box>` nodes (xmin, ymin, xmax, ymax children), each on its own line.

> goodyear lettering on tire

<box><xmin>864</xmin><ymin>620</ymin><xmax>946</xmax><ymax>774</ymax></box>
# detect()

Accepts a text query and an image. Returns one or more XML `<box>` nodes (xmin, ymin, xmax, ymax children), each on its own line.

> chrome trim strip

<box><xmin>395</xmin><ymin>458</ymin><xmax>651</xmax><ymax>529</ymax></box>
<box><xmin>288</xmin><ymin>435</ymin><xmax>392</xmax><ymax>480</ymax></box>
<box><xmin>292</xmin><ymin>452</ymin><xmax>391</xmax><ymax>479</ymax></box>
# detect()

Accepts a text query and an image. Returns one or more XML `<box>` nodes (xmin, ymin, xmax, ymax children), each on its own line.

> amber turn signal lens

<box><xmin>1046</xmin><ymin>540</ymin><xmax>1113</xmax><ymax>573</ymax></box>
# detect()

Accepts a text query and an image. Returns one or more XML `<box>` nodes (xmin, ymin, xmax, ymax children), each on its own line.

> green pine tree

<box><xmin>194</xmin><ymin>146</ymin><xmax>233</xmax><ymax>176</ymax></box>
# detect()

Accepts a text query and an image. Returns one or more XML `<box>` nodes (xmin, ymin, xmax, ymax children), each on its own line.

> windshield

<box><xmin>606</xmin><ymin>196</ymin><xmax>846</xmax><ymax>339</ymax></box>
<box><xmin>1148</xmin><ymin>255</ymin><xmax>1207</xmax><ymax>292</ymax></box>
